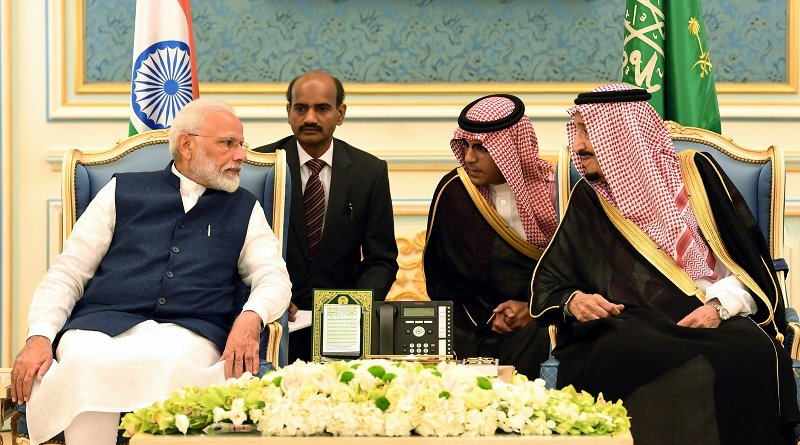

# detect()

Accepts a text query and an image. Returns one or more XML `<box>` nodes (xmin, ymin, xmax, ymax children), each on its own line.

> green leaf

<box><xmin>340</xmin><ymin>371</ymin><xmax>355</xmax><ymax>383</ymax></box>
<box><xmin>272</xmin><ymin>376</ymin><xmax>283</xmax><ymax>387</ymax></box>
<box><xmin>368</xmin><ymin>365</ymin><xmax>386</xmax><ymax>379</ymax></box>
<box><xmin>476</xmin><ymin>376</ymin><xmax>492</xmax><ymax>390</ymax></box>
<box><xmin>375</xmin><ymin>396</ymin><xmax>390</xmax><ymax>412</ymax></box>
<box><xmin>439</xmin><ymin>391</ymin><xmax>451</xmax><ymax>399</ymax></box>
<box><xmin>381</xmin><ymin>373</ymin><xmax>397</xmax><ymax>382</ymax></box>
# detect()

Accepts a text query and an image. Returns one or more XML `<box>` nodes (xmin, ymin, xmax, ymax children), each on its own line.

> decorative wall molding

<box><xmin>1</xmin><ymin>0</ymin><xmax>12</xmax><ymax>366</ymax></box>
<box><xmin>386</xmin><ymin>231</ymin><xmax>429</xmax><ymax>302</ymax></box>
<box><xmin>788</xmin><ymin>202</ymin><xmax>800</xmax><ymax>217</ymax></box>
<box><xmin>81</xmin><ymin>0</ymin><xmax>796</xmax><ymax>89</ymax></box>
<box><xmin>47</xmin><ymin>200</ymin><xmax>62</xmax><ymax>268</ymax></box>
<box><xmin>46</xmin><ymin>0</ymin><xmax>800</xmax><ymax>120</ymax></box>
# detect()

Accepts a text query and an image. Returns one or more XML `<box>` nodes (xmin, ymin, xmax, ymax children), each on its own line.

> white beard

<box><xmin>189</xmin><ymin>150</ymin><xmax>240</xmax><ymax>193</ymax></box>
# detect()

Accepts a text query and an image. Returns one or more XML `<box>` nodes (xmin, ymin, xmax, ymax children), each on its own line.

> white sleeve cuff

<box><xmin>26</xmin><ymin>323</ymin><xmax>58</xmax><ymax>343</ymax></box>
<box><xmin>706</xmin><ymin>275</ymin><xmax>757</xmax><ymax>317</ymax></box>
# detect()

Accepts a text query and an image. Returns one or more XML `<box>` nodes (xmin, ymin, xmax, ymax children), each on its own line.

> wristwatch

<box><xmin>707</xmin><ymin>301</ymin><xmax>730</xmax><ymax>321</ymax></box>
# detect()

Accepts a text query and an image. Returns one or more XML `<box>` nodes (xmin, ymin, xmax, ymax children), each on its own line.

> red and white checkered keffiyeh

<box><xmin>567</xmin><ymin>83</ymin><xmax>716</xmax><ymax>280</ymax></box>
<box><xmin>451</xmin><ymin>95</ymin><xmax>557</xmax><ymax>247</ymax></box>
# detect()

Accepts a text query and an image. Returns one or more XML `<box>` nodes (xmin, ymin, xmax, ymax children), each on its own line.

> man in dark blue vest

<box><xmin>10</xmin><ymin>98</ymin><xmax>292</xmax><ymax>445</ymax></box>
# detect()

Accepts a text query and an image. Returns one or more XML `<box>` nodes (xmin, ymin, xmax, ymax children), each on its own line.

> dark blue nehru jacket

<box><xmin>57</xmin><ymin>164</ymin><xmax>257</xmax><ymax>352</ymax></box>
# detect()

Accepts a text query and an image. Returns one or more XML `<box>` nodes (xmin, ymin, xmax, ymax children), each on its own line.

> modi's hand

<box><xmin>221</xmin><ymin>310</ymin><xmax>262</xmax><ymax>379</ymax></box>
<box><xmin>568</xmin><ymin>292</ymin><xmax>625</xmax><ymax>322</ymax></box>
<box><xmin>491</xmin><ymin>300</ymin><xmax>534</xmax><ymax>333</ymax></box>
<box><xmin>677</xmin><ymin>304</ymin><xmax>720</xmax><ymax>328</ymax></box>
<box><xmin>11</xmin><ymin>335</ymin><xmax>53</xmax><ymax>404</ymax></box>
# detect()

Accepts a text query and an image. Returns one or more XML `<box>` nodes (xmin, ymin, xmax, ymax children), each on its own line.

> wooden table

<box><xmin>131</xmin><ymin>432</ymin><xmax>633</xmax><ymax>444</ymax></box>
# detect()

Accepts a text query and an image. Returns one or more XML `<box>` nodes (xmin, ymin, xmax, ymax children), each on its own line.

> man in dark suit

<box><xmin>255</xmin><ymin>70</ymin><xmax>399</xmax><ymax>362</ymax></box>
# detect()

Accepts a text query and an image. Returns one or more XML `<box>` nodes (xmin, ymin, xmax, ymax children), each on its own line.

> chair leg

<box><xmin>9</xmin><ymin>411</ymin><xmax>22</xmax><ymax>445</ymax></box>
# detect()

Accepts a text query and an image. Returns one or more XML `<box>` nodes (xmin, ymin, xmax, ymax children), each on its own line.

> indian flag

<box><xmin>129</xmin><ymin>0</ymin><xmax>199</xmax><ymax>136</ymax></box>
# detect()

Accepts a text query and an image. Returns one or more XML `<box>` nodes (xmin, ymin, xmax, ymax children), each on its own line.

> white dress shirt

<box><xmin>27</xmin><ymin>164</ymin><xmax>292</xmax><ymax>342</ymax></box>
<box><xmin>489</xmin><ymin>182</ymin><xmax>526</xmax><ymax>239</ymax></box>
<box><xmin>296</xmin><ymin>141</ymin><xmax>334</xmax><ymax>233</ymax></box>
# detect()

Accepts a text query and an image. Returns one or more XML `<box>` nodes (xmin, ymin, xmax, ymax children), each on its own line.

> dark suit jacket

<box><xmin>254</xmin><ymin>136</ymin><xmax>399</xmax><ymax>309</ymax></box>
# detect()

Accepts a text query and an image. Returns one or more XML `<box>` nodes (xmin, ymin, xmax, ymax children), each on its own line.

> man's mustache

<box><xmin>577</xmin><ymin>149</ymin><xmax>594</xmax><ymax>158</ymax></box>
<box><xmin>300</xmin><ymin>125</ymin><xmax>322</xmax><ymax>131</ymax></box>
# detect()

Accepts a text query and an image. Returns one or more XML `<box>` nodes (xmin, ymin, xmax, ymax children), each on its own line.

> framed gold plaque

<box><xmin>311</xmin><ymin>289</ymin><xmax>373</xmax><ymax>362</ymax></box>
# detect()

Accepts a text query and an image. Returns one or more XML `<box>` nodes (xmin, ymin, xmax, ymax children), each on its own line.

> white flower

<box><xmin>174</xmin><ymin>414</ymin><xmax>190</xmax><ymax>434</ymax></box>
<box><xmin>330</xmin><ymin>383</ymin><xmax>355</xmax><ymax>403</ymax></box>
<box><xmin>248</xmin><ymin>408</ymin><xmax>263</xmax><ymax>423</ymax></box>
<box><xmin>212</xmin><ymin>406</ymin><xmax>227</xmax><ymax>423</ymax></box>
<box><xmin>228</xmin><ymin>398</ymin><xmax>247</xmax><ymax>426</ymax></box>
<box><xmin>124</xmin><ymin>359</ymin><xmax>630</xmax><ymax>438</ymax></box>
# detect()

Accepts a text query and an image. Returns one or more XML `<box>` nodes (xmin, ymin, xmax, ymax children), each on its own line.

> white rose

<box><xmin>385</xmin><ymin>385</ymin><xmax>409</xmax><ymax>405</ymax></box>
<box><xmin>415</xmin><ymin>388</ymin><xmax>438</xmax><ymax>407</ymax></box>
<box><xmin>465</xmin><ymin>389</ymin><xmax>493</xmax><ymax>410</ymax></box>
<box><xmin>330</xmin><ymin>383</ymin><xmax>355</xmax><ymax>403</ymax></box>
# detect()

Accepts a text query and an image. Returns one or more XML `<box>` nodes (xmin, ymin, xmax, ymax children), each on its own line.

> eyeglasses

<box><xmin>465</xmin><ymin>142</ymin><xmax>489</xmax><ymax>159</ymax></box>
<box><xmin>186</xmin><ymin>133</ymin><xmax>249</xmax><ymax>151</ymax></box>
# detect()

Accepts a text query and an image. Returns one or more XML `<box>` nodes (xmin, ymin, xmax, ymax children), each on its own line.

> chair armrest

<box><xmin>787</xmin><ymin>321</ymin><xmax>800</xmax><ymax>361</ymax></box>
<box><xmin>774</xmin><ymin>258</ymin><xmax>789</xmax><ymax>274</ymax></box>
<box><xmin>787</xmin><ymin>307</ymin><xmax>799</xmax><ymax>324</ymax></box>
<box><xmin>256</xmin><ymin>320</ymin><xmax>282</xmax><ymax>377</ymax></box>
<box><xmin>539</xmin><ymin>324</ymin><xmax>560</xmax><ymax>389</ymax></box>
<box><xmin>265</xmin><ymin>321</ymin><xmax>282</xmax><ymax>368</ymax></box>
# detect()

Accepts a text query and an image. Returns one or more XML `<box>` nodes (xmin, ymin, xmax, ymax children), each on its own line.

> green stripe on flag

<box><xmin>622</xmin><ymin>0</ymin><xmax>721</xmax><ymax>133</ymax></box>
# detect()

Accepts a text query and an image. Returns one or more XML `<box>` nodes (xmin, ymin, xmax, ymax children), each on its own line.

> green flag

<box><xmin>622</xmin><ymin>0</ymin><xmax>721</xmax><ymax>133</ymax></box>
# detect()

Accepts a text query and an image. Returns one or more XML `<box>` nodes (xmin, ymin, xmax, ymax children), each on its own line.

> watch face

<box><xmin>718</xmin><ymin>307</ymin><xmax>730</xmax><ymax>320</ymax></box>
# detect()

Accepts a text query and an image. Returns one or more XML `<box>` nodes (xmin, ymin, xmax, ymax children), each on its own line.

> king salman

<box><xmin>531</xmin><ymin>83</ymin><xmax>798</xmax><ymax>444</ymax></box>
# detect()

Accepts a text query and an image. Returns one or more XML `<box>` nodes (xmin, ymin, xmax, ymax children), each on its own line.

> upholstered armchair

<box><xmin>13</xmin><ymin>130</ymin><xmax>291</xmax><ymax>445</ymax></box>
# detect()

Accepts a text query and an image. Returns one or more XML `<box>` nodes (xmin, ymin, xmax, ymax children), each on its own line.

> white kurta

<box><xmin>25</xmin><ymin>166</ymin><xmax>292</xmax><ymax>445</ymax></box>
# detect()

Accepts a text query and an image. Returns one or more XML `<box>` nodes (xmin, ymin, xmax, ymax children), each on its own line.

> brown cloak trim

<box><xmin>456</xmin><ymin>167</ymin><xmax>544</xmax><ymax>261</ymax></box>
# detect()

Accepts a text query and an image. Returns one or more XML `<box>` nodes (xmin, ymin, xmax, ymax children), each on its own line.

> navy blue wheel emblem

<box><xmin>131</xmin><ymin>40</ymin><xmax>194</xmax><ymax>130</ymax></box>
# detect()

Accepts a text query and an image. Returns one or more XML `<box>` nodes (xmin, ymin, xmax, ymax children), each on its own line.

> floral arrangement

<box><xmin>121</xmin><ymin>359</ymin><xmax>629</xmax><ymax>438</ymax></box>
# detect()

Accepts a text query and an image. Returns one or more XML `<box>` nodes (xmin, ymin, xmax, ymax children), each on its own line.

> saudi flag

<box><xmin>622</xmin><ymin>0</ymin><xmax>721</xmax><ymax>133</ymax></box>
<box><xmin>129</xmin><ymin>0</ymin><xmax>199</xmax><ymax>136</ymax></box>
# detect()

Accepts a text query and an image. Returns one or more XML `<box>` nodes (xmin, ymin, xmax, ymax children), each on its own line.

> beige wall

<box><xmin>2</xmin><ymin>0</ymin><xmax>800</xmax><ymax>365</ymax></box>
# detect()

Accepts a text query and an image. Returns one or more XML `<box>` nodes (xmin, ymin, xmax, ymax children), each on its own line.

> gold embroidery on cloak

<box><xmin>456</xmin><ymin>167</ymin><xmax>544</xmax><ymax>260</ymax></box>
<box><xmin>678</xmin><ymin>150</ymin><xmax>779</xmax><ymax>334</ymax></box>
<box><xmin>596</xmin><ymin>192</ymin><xmax>705</xmax><ymax>302</ymax></box>
<box><xmin>426</xmin><ymin>169</ymin><xmax>543</xmax><ymax>325</ymax></box>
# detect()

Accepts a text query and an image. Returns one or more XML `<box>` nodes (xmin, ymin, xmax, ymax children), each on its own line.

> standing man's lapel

<box><xmin>284</xmin><ymin>138</ymin><xmax>311</xmax><ymax>261</ymax></box>
<box><xmin>321</xmin><ymin>141</ymin><xmax>354</xmax><ymax>246</ymax></box>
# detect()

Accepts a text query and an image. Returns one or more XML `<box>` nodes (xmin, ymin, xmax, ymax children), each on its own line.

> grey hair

<box><xmin>167</xmin><ymin>98</ymin><xmax>237</xmax><ymax>158</ymax></box>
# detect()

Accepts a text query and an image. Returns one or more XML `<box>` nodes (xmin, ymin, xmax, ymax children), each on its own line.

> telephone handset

<box><xmin>371</xmin><ymin>301</ymin><xmax>453</xmax><ymax>356</ymax></box>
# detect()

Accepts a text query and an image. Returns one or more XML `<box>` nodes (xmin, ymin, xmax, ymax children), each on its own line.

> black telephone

<box><xmin>371</xmin><ymin>301</ymin><xmax>453</xmax><ymax>356</ymax></box>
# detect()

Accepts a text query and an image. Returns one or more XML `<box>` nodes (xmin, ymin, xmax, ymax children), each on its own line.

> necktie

<box><xmin>304</xmin><ymin>159</ymin><xmax>326</xmax><ymax>260</ymax></box>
